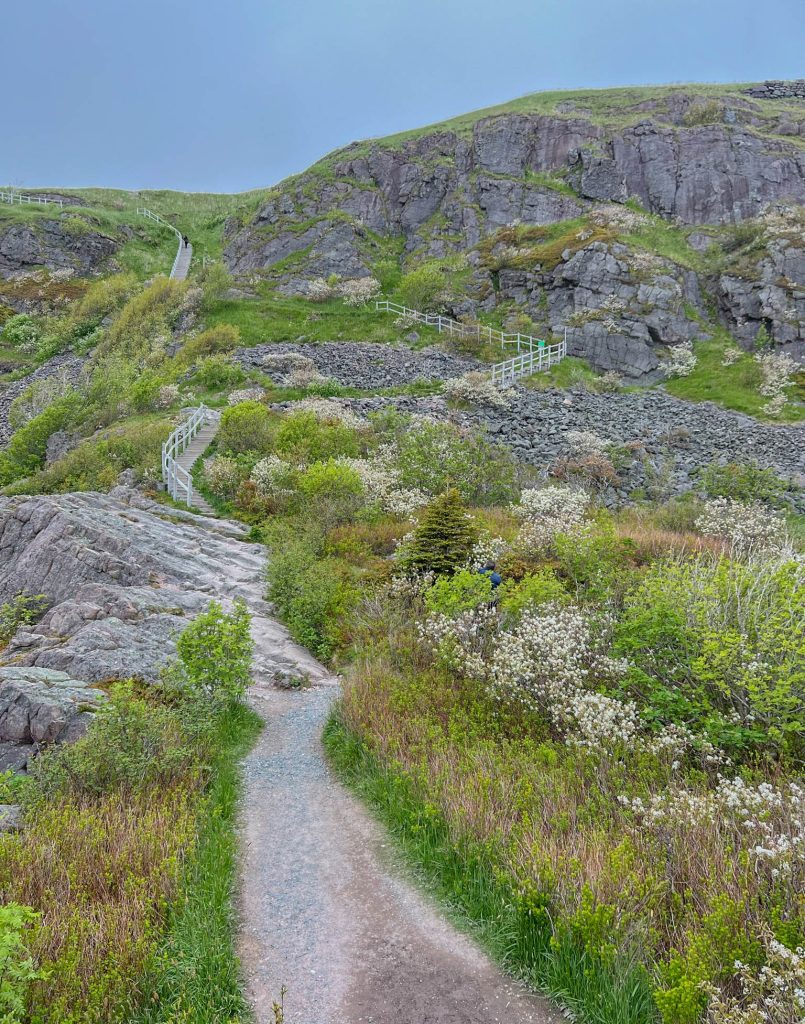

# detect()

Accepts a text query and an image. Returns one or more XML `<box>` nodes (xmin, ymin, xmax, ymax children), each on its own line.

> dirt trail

<box><xmin>239</xmin><ymin>609</ymin><xmax>561</xmax><ymax>1024</ymax></box>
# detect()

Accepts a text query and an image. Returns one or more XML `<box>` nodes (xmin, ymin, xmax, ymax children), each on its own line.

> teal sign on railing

<box><xmin>538</xmin><ymin>340</ymin><xmax>545</xmax><ymax>347</ymax></box>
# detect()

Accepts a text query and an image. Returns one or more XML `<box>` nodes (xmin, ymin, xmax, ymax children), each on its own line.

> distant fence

<box><xmin>374</xmin><ymin>299</ymin><xmax>567</xmax><ymax>386</ymax></box>
<box><xmin>0</xmin><ymin>190</ymin><xmax>64</xmax><ymax>208</ymax></box>
<box><xmin>136</xmin><ymin>207</ymin><xmax>185</xmax><ymax>279</ymax></box>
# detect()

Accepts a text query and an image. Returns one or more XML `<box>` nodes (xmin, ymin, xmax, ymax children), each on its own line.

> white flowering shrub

<box><xmin>306</xmin><ymin>278</ymin><xmax>336</xmax><ymax>302</ymax></box>
<box><xmin>336</xmin><ymin>455</ymin><xmax>427</xmax><ymax>517</ymax></box>
<box><xmin>285</xmin><ymin>365</ymin><xmax>332</xmax><ymax>388</ymax></box>
<box><xmin>156</xmin><ymin>383</ymin><xmax>180</xmax><ymax>409</ymax></box>
<box><xmin>250</xmin><ymin>454</ymin><xmax>295</xmax><ymax>498</ymax></box>
<box><xmin>755</xmin><ymin>351</ymin><xmax>797</xmax><ymax>399</ymax></box>
<box><xmin>393</xmin><ymin>314</ymin><xmax>416</xmax><ymax>330</ymax></box>
<box><xmin>662</xmin><ymin>342</ymin><xmax>697</xmax><ymax>378</ymax></box>
<box><xmin>721</xmin><ymin>347</ymin><xmax>742</xmax><ymax>367</ymax></box>
<box><xmin>696</xmin><ymin>498</ymin><xmax>790</xmax><ymax>554</ymax></box>
<box><xmin>761</xmin><ymin>393</ymin><xmax>788</xmax><ymax>418</ymax></box>
<box><xmin>292</xmin><ymin>398</ymin><xmax>367</xmax><ymax>430</ymax></box>
<box><xmin>442</xmin><ymin>371</ymin><xmax>512</xmax><ymax>409</ymax></box>
<box><xmin>512</xmin><ymin>485</ymin><xmax>590</xmax><ymax>550</ymax></box>
<box><xmin>228</xmin><ymin>388</ymin><xmax>265</xmax><ymax>406</ymax></box>
<box><xmin>589</xmin><ymin>204</ymin><xmax>651</xmax><ymax>232</ymax></box>
<box><xmin>261</xmin><ymin>352</ymin><xmax>317</xmax><ymax>374</ymax></box>
<box><xmin>338</xmin><ymin>277</ymin><xmax>380</xmax><ymax>306</ymax></box>
<box><xmin>564</xmin><ymin>430</ymin><xmax>611</xmax><ymax>456</ymax></box>
<box><xmin>706</xmin><ymin>932</ymin><xmax>805</xmax><ymax>1023</ymax></box>
<box><xmin>204</xmin><ymin>455</ymin><xmax>246</xmax><ymax>499</ymax></box>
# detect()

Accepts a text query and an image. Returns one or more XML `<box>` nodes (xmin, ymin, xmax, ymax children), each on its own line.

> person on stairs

<box><xmin>182</xmin><ymin>234</ymin><xmax>189</xmax><ymax>248</ymax></box>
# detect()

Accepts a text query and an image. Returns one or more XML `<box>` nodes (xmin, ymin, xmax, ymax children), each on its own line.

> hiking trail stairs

<box><xmin>136</xmin><ymin>207</ymin><xmax>192</xmax><ymax>280</ymax></box>
<box><xmin>162</xmin><ymin>405</ymin><xmax>219</xmax><ymax>513</ymax></box>
<box><xmin>375</xmin><ymin>300</ymin><xmax>567</xmax><ymax>385</ymax></box>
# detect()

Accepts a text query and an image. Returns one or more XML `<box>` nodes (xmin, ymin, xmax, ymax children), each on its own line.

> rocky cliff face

<box><xmin>224</xmin><ymin>84</ymin><xmax>805</xmax><ymax>378</ymax></box>
<box><xmin>0</xmin><ymin>217</ymin><xmax>120</xmax><ymax>279</ymax></box>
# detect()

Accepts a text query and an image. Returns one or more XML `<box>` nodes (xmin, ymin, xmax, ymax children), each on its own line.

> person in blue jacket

<box><xmin>479</xmin><ymin>561</ymin><xmax>502</xmax><ymax>589</ymax></box>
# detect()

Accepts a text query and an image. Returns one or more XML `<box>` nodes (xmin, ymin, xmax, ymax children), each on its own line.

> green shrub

<box><xmin>198</xmin><ymin>262</ymin><xmax>233</xmax><ymax>310</ymax></box>
<box><xmin>192</xmin><ymin>354</ymin><xmax>245</xmax><ymax>391</ymax></box>
<box><xmin>175</xmin><ymin>599</ymin><xmax>254</xmax><ymax>702</ymax></box>
<box><xmin>0</xmin><ymin>395</ymin><xmax>83</xmax><ymax>486</ymax></box>
<box><xmin>0</xmin><ymin>594</ymin><xmax>48</xmax><ymax>648</ymax></box>
<box><xmin>177</xmin><ymin>324</ymin><xmax>240</xmax><ymax>366</ymax></box>
<box><xmin>218</xmin><ymin>400</ymin><xmax>274</xmax><ymax>455</ymax></box>
<box><xmin>297</xmin><ymin>460</ymin><xmax>364</xmax><ymax>529</ymax></box>
<box><xmin>265</xmin><ymin>533</ymin><xmax>354</xmax><ymax>659</ymax></box>
<box><xmin>614</xmin><ymin>554</ymin><xmax>804</xmax><ymax>758</ymax></box>
<box><xmin>11</xmin><ymin>419</ymin><xmax>169</xmax><ymax>495</ymax></box>
<box><xmin>374</xmin><ymin>258</ymin><xmax>402</xmax><ymax>292</ymax></box>
<box><xmin>424</xmin><ymin>569</ymin><xmax>492</xmax><ymax>617</ymax></box>
<box><xmin>498</xmin><ymin>569</ymin><xmax>568</xmax><ymax>617</ymax></box>
<box><xmin>274</xmin><ymin>411</ymin><xmax>360</xmax><ymax>463</ymax></box>
<box><xmin>1</xmin><ymin>314</ymin><xmax>39</xmax><ymax>349</ymax></box>
<box><xmin>0</xmin><ymin>903</ymin><xmax>45</xmax><ymax>1022</ymax></box>
<box><xmin>698</xmin><ymin>460</ymin><xmax>787</xmax><ymax>505</ymax></box>
<box><xmin>394</xmin><ymin>421</ymin><xmax>517</xmax><ymax>505</ymax></box>
<box><xmin>398</xmin><ymin>262</ymin><xmax>446</xmax><ymax>311</ymax></box>
<box><xmin>100</xmin><ymin>277</ymin><xmax>187</xmax><ymax>362</ymax></box>
<box><xmin>400</xmin><ymin>489</ymin><xmax>478</xmax><ymax>576</ymax></box>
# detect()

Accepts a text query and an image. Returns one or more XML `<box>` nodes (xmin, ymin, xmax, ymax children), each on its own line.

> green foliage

<box><xmin>218</xmin><ymin>400</ymin><xmax>274</xmax><ymax>455</ymax></box>
<box><xmin>374</xmin><ymin>257</ymin><xmax>402</xmax><ymax>292</ymax></box>
<box><xmin>1</xmin><ymin>315</ymin><xmax>40</xmax><ymax>349</ymax></box>
<box><xmin>424</xmin><ymin>569</ymin><xmax>492</xmax><ymax>617</ymax></box>
<box><xmin>297</xmin><ymin>459</ymin><xmax>365</xmax><ymax>529</ymax></box>
<box><xmin>0</xmin><ymin>394</ymin><xmax>82</xmax><ymax>486</ymax></box>
<box><xmin>175</xmin><ymin>599</ymin><xmax>254</xmax><ymax>702</ymax></box>
<box><xmin>28</xmin><ymin>683</ymin><xmax>209</xmax><ymax>802</ymax></box>
<box><xmin>0</xmin><ymin>904</ymin><xmax>45</xmax><ymax>1023</ymax></box>
<box><xmin>0</xmin><ymin>594</ymin><xmax>48</xmax><ymax>648</ymax></box>
<box><xmin>10</xmin><ymin>418</ymin><xmax>169</xmax><ymax>495</ymax></box>
<box><xmin>100</xmin><ymin>277</ymin><xmax>187</xmax><ymax>363</ymax></box>
<box><xmin>191</xmin><ymin>354</ymin><xmax>245</xmax><ymax>390</ymax></box>
<box><xmin>274</xmin><ymin>410</ymin><xmax>360</xmax><ymax>463</ymax></box>
<box><xmin>553</xmin><ymin>523</ymin><xmax>635</xmax><ymax>604</ymax></box>
<box><xmin>176</xmin><ymin>323</ymin><xmax>240</xmax><ymax>366</ymax></box>
<box><xmin>197</xmin><ymin>262</ymin><xmax>233</xmax><ymax>310</ymax></box>
<box><xmin>265</xmin><ymin>531</ymin><xmax>355</xmax><ymax>659</ymax></box>
<box><xmin>498</xmin><ymin>569</ymin><xmax>568</xmax><ymax>617</ymax></box>
<box><xmin>698</xmin><ymin>460</ymin><xmax>787</xmax><ymax>505</ymax></box>
<box><xmin>394</xmin><ymin>421</ymin><xmax>517</xmax><ymax>505</ymax></box>
<box><xmin>614</xmin><ymin>555</ymin><xmax>804</xmax><ymax>756</ymax></box>
<box><xmin>401</xmin><ymin>489</ymin><xmax>478</xmax><ymax>576</ymax></box>
<box><xmin>125</xmin><ymin>703</ymin><xmax>260</xmax><ymax>1024</ymax></box>
<box><xmin>398</xmin><ymin>262</ymin><xmax>446</xmax><ymax>311</ymax></box>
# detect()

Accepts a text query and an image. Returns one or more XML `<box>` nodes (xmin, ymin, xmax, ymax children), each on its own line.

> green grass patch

<box><xmin>128</xmin><ymin>702</ymin><xmax>262</xmax><ymax>1024</ymax></box>
<box><xmin>663</xmin><ymin>335</ymin><xmax>805</xmax><ymax>422</ymax></box>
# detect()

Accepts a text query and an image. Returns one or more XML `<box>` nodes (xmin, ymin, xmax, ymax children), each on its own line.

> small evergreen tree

<box><xmin>401</xmin><ymin>489</ymin><xmax>478</xmax><ymax>576</ymax></box>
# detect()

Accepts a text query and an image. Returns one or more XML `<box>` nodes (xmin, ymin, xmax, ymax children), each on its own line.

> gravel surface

<box><xmin>239</xmin><ymin>657</ymin><xmax>560</xmax><ymax>1023</ymax></box>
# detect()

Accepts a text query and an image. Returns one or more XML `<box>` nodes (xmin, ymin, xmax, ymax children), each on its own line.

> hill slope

<box><xmin>222</xmin><ymin>80</ymin><xmax>805</xmax><ymax>379</ymax></box>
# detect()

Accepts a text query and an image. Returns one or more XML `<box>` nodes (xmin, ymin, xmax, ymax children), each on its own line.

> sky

<box><xmin>3</xmin><ymin>0</ymin><xmax>803</xmax><ymax>194</ymax></box>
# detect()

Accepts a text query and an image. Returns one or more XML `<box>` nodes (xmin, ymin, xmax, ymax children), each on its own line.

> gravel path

<box><xmin>239</xmin><ymin>641</ymin><xmax>560</xmax><ymax>1023</ymax></box>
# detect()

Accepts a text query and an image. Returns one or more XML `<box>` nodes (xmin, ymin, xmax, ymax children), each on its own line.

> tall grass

<box><xmin>325</xmin><ymin>714</ymin><xmax>658</xmax><ymax>1024</ymax></box>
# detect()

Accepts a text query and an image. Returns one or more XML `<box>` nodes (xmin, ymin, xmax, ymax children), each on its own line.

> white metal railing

<box><xmin>162</xmin><ymin>404</ymin><xmax>211</xmax><ymax>505</ymax></box>
<box><xmin>375</xmin><ymin>299</ymin><xmax>567</xmax><ymax>386</ymax></box>
<box><xmin>136</xmin><ymin>207</ymin><xmax>186</xmax><ymax>279</ymax></box>
<box><xmin>0</xmin><ymin>189</ymin><xmax>64</xmax><ymax>208</ymax></box>
<box><xmin>491</xmin><ymin>334</ymin><xmax>567</xmax><ymax>386</ymax></box>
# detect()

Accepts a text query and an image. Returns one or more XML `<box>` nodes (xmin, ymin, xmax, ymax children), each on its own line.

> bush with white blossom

<box><xmin>662</xmin><ymin>342</ymin><xmax>697</xmax><ymax>378</ymax></box>
<box><xmin>696</xmin><ymin>497</ymin><xmax>790</xmax><ymax>554</ymax></box>
<box><xmin>228</xmin><ymin>388</ymin><xmax>265</xmax><ymax>406</ymax></box>
<box><xmin>442</xmin><ymin>371</ymin><xmax>512</xmax><ymax>409</ymax></box>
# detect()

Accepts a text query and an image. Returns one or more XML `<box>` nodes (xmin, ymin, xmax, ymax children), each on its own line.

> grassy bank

<box><xmin>324</xmin><ymin>714</ymin><xmax>657</xmax><ymax>1024</ymax></box>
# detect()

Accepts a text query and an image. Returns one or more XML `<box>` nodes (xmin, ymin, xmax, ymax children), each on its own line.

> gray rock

<box><xmin>0</xmin><ymin>219</ymin><xmax>119</xmax><ymax>279</ymax></box>
<box><xmin>0</xmin><ymin>667</ymin><xmax>102</xmax><ymax>745</ymax></box>
<box><xmin>0</xmin><ymin>804</ymin><xmax>22</xmax><ymax>832</ymax></box>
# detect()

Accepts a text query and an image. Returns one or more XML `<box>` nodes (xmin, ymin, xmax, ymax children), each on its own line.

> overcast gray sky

<box><xmin>3</xmin><ymin>0</ymin><xmax>802</xmax><ymax>193</ymax></box>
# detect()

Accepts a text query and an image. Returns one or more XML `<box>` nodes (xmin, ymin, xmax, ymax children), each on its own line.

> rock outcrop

<box><xmin>0</xmin><ymin>489</ymin><xmax>335</xmax><ymax>764</ymax></box>
<box><xmin>0</xmin><ymin>217</ymin><xmax>120</xmax><ymax>279</ymax></box>
<box><xmin>223</xmin><ymin>86</ymin><xmax>805</xmax><ymax>377</ymax></box>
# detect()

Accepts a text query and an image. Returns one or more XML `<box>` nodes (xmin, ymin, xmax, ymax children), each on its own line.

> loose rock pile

<box><xmin>237</xmin><ymin>341</ymin><xmax>480</xmax><ymax>390</ymax></box>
